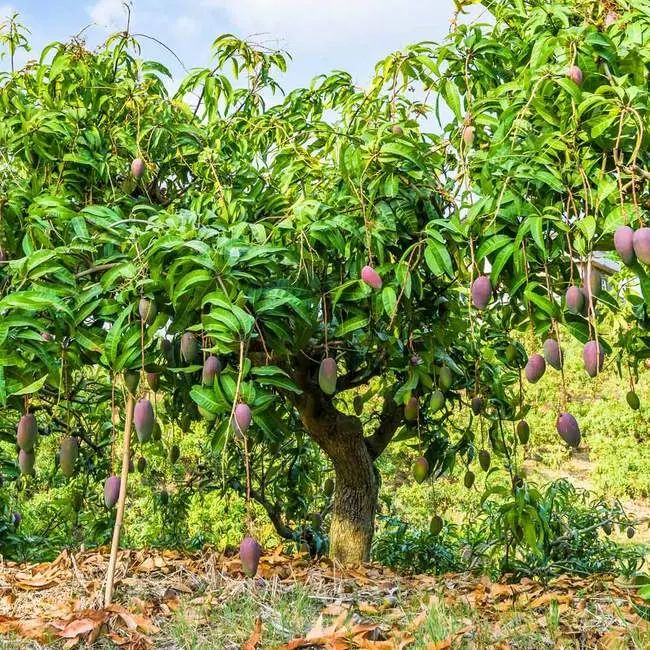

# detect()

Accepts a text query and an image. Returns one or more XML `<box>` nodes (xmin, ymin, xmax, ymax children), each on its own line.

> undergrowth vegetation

<box><xmin>1</xmin><ymin>0</ymin><xmax>650</xmax><ymax>593</ymax></box>
<box><xmin>3</xmin><ymin>333</ymin><xmax>648</xmax><ymax>580</ymax></box>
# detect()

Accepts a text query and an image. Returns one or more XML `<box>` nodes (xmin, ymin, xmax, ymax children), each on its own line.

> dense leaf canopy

<box><xmin>1</xmin><ymin>0</ymin><xmax>650</xmax><ymax>562</ymax></box>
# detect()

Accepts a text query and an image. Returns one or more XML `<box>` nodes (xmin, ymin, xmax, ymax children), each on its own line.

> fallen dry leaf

<box><xmin>321</xmin><ymin>602</ymin><xmax>352</xmax><ymax>617</ymax></box>
<box><xmin>0</xmin><ymin>547</ymin><xmax>647</xmax><ymax>650</ymax></box>
<box><xmin>528</xmin><ymin>593</ymin><xmax>573</xmax><ymax>609</ymax></box>
<box><xmin>57</xmin><ymin>617</ymin><xmax>100</xmax><ymax>639</ymax></box>
<box><xmin>242</xmin><ymin>616</ymin><xmax>262</xmax><ymax>650</ymax></box>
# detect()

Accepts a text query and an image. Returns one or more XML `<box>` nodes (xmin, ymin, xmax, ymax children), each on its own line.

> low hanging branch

<box><xmin>104</xmin><ymin>393</ymin><xmax>135</xmax><ymax>607</ymax></box>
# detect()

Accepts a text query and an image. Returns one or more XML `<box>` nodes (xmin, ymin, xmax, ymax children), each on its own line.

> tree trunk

<box><xmin>296</xmin><ymin>396</ymin><xmax>380</xmax><ymax>562</ymax></box>
<box><xmin>291</xmin><ymin>360</ymin><xmax>401</xmax><ymax>564</ymax></box>
<box><xmin>329</xmin><ymin>451</ymin><xmax>378</xmax><ymax>563</ymax></box>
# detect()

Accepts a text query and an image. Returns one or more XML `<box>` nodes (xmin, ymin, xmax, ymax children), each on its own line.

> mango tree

<box><xmin>1</xmin><ymin>0</ymin><xmax>649</xmax><ymax>582</ymax></box>
<box><xmin>0</xmin><ymin>17</ymin><xmax>490</xmax><ymax>570</ymax></box>
<box><xmin>440</xmin><ymin>0</ymin><xmax>650</xmax><ymax>412</ymax></box>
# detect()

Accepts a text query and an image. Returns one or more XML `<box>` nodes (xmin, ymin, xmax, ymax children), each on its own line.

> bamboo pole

<box><xmin>104</xmin><ymin>393</ymin><xmax>135</xmax><ymax>606</ymax></box>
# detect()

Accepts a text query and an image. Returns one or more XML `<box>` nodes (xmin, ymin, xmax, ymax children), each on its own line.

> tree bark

<box><xmin>300</xmin><ymin>404</ymin><xmax>379</xmax><ymax>563</ymax></box>
<box><xmin>329</xmin><ymin>444</ymin><xmax>378</xmax><ymax>563</ymax></box>
<box><xmin>291</xmin><ymin>359</ymin><xmax>400</xmax><ymax>564</ymax></box>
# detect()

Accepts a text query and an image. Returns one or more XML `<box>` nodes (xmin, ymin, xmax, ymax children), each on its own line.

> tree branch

<box><xmin>289</xmin><ymin>354</ymin><xmax>364</xmax><ymax>464</ymax></box>
<box><xmin>364</xmin><ymin>389</ymin><xmax>402</xmax><ymax>460</ymax></box>
<box><xmin>230</xmin><ymin>479</ymin><xmax>298</xmax><ymax>541</ymax></box>
<box><xmin>74</xmin><ymin>262</ymin><xmax>122</xmax><ymax>279</ymax></box>
<box><xmin>337</xmin><ymin>355</ymin><xmax>385</xmax><ymax>391</ymax></box>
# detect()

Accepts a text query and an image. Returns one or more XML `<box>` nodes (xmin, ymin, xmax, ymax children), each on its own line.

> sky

<box><xmin>1</xmin><ymin>1</ymin><xmax>486</xmax><ymax>92</ymax></box>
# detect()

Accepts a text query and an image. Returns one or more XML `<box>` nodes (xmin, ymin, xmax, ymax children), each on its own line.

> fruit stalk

<box><xmin>104</xmin><ymin>393</ymin><xmax>135</xmax><ymax>606</ymax></box>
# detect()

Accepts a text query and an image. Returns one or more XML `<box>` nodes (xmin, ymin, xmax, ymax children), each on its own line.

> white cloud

<box><xmin>202</xmin><ymin>0</ymin><xmax>443</xmax><ymax>52</ymax></box>
<box><xmin>88</xmin><ymin>0</ymin><xmax>130</xmax><ymax>29</ymax></box>
<box><xmin>0</xmin><ymin>5</ymin><xmax>14</xmax><ymax>19</ymax></box>
<box><xmin>176</xmin><ymin>15</ymin><xmax>199</xmax><ymax>38</ymax></box>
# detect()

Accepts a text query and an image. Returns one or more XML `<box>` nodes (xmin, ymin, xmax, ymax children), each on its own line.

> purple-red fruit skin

<box><xmin>566</xmin><ymin>285</ymin><xmax>586</xmax><ymax>315</ymax></box>
<box><xmin>202</xmin><ymin>355</ymin><xmax>222</xmax><ymax>386</ymax></box>
<box><xmin>614</xmin><ymin>226</ymin><xmax>635</xmax><ymax>266</ymax></box>
<box><xmin>404</xmin><ymin>397</ymin><xmax>419</xmax><ymax>422</ymax></box>
<box><xmin>525</xmin><ymin>354</ymin><xmax>546</xmax><ymax>383</ymax></box>
<box><xmin>239</xmin><ymin>536</ymin><xmax>262</xmax><ymax>577</ymax></box>
<box><xmin>318</xmin><ymin>357</ymin><xmax>338</xmax><ymax>395</ymax></box>
<box><xmin>134</xmin><ymin>399</ymin><xmax>155</xmax><ymax>442</ymax></box>
<box><xmin>146</xmin><ymin>372</ymin><xmax>159</xmax><ymax>392</ymax></box>
<box><xmin>583</xmin><ymin>340</ymin><xmax>605</xmax><ymax>377</ymax></box>
<box><xmin>633</xmin><ymin>228</ymin><xmax>650</xmax><ymax>265</ymax></box>
<box><xmin>412</xmin><ymin>456</ymin><xmax>429</xmax><ymax>483</ymax></box>
<box><xmin>556</xmin><ymin>413</ymin><xmax>580</xmax><ymax>448</ymax></box>
<box><xmin>233</xmin><ymin>403</ymin><xmax>252</xmax><ymax>435</ymax></box>
<box><xmin>131</xmin><ymin>158</ymin><xmax>145</xmax><ymax>179</ymax></box>
<box><xmin>104</xmin><ymin>475</ymin><xmax>121</xmax><ymax>508</ymax></box>
<box><xmin>583</xmin><ymin>268</ymin><xmax>602</xmax><ymax>301</ymax></box>
<box><xmin>361</xmin><ymin>265</ymin><xmax>382</xmax><ymax>290</ymax></box>
<box><xmin>543</xmin><ymin>339</ymin><xmax>563</xmax><ymax>370</ymax></box>
<box><xmin>180</xmin><ymin>332</ymin><xmax>199</xmax><ymax>364</ymax></box>
<box><xmin>471</xmin><ymin>275</ymin><xmax>492</xmax><ymax>309</ymax></box>
<box><xmin>18</xmin><ymin>450</ymin><xmax>35</xmax><ymax>475</ymax></box>
<box><xmin>567</xmin><ymin>65</ymin><xmax>583</xmax><ymax>85</ymax></box>
<box><xmin>17</xmin><ymin>414</ymin><xmax>37</xmax><ymax>451</ymax></box>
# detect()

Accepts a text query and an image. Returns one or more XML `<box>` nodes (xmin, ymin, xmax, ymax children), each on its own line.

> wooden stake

<box><xmin>104</xmin><ymin>392</ymin><xmax>135</xmax><ymax>607</ymax></box>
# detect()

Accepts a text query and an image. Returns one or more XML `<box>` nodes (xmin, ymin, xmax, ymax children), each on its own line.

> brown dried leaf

<box><xmin>358</xmin><ymin>601</ymin><xmax>380</xmax><ymax>615</ymax></box>
<box><xmin>58</xmin><ymin>617</ymin><xmax>99</xmax><ymax>639</ymax></box>
<box><xmin>135</xmin><ymin>557</ymin><xmax>156</xmax><ymax>572</ymax></box>
<box><xmin>528</xmin><ymin>593</ymin><xmax>573</xmax><ymax>609</ymax></box>
<box><xmin>106</xmin><ymin>632</ymin><xmax>132</xmax><ymax>646</ymax></box>
<box><xmin>14</xmin><ymin>574</ymin><xmax>57</xmax><ymax>590</ymax></box>
<box><xmin>242</xmin><ymin>617</ymin><xmax>262</xmax><ymax>650</ymax></box>
<box><xmin>321</xmin><ymin>603</ymin><xmax>351</xmax><ymax>617</ymax></box>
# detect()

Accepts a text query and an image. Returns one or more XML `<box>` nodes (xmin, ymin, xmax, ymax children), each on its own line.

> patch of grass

<box><xmin>410</xmin><ymin>596</ymin><xmax>473</xmax><ymax>648</ymax></box>
<box><xmin>160</xmin><ymin>582</ymin><xmax>321</xmax><ymax>649</ymax></box>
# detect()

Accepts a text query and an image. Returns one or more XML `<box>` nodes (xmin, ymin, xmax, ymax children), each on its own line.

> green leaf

<box><xmin>490</xmin><ymin>243</ymin><xmax>514</xmax><ymax>284</ymax></box>
<box><xmin>577</xmin><ymin>215</ymin><xmax>596</xmax><ymax>242</ymax></box>
<box><xmin>9</xmin><ymin>374</ymin><xmax>48</xmax><ymax>397</ymax></box>
<box><xmin>104</xmin><ymin>309</ymin><xmax>131</xmax><ymax>369</ymax></box>
<box><xmin>253</xmin><ymin>374</ymin><xmax>302</xmax><ymax>393</ymax></box>
<box><xmin>190</xmin><ymin>386</ymin><xmax>222</xmax><ymax>414</ymax></box>
<box><xmin>529</xmin><ymin>217</ymin><xmax>546</xmax><ymax>254</ymax></box>
<box><xmin>173</xmin><ymin>270</ymin><xmax>212</xmax><ymax>304</ymax></box>
<box><xmin>638</xmin><ymin>585</ymin><xmax>650</xmax><ymax>601</ymax></box>
<box><xmin>440</xmin><ymin>77</ymin><xmax>462</xmax><ymax>120</ymax></box>
<box><xmin>425</xmin><ymin>240</ymin><xmax>454</xmax><ymax>278</ymax></box>
<box><xmin>379</xmin><ymin>142</ymin><xmax>427</xmax><ymax>170</ymax></box>
<box><xmin>476</xmin><ymin>235</ymin><xmax>512</xmax><ymax>261</ymax></box>
<box><xmin>334</xmin><ymin>315</ymin><xmax>369</xmax><ymax>337</ymax></box>
<box><xmin>382</xmin><ymin>286</ymin><xmax>397</xmax><ymax>317</ymax></box>
<box><xmin>524</xmin><ymin>284</ymin><xmax>555</xmax><ymax>316</ymax></box>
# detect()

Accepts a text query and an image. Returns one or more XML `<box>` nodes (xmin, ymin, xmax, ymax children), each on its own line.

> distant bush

<box><xmin>373</xmin><ymin>479</ymin><xmax>647</xmax><ymax>580</ymax></box>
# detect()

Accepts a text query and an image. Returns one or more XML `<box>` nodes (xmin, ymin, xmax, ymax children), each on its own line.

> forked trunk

<box><xmin>292</xmin><ymin>364</ymin><xmax>400</xmax><ymax>565</ymax></box>
<box><xmin>329</xmin><ymin>458</ymin><xmax>378</xmax><ymax>563</ymax></box>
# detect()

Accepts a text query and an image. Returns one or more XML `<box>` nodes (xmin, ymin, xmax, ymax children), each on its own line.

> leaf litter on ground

<box><xmin>0</xmin><ymin>546</ymin><xmax>648</xmax><ymax>648</ymax></box>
